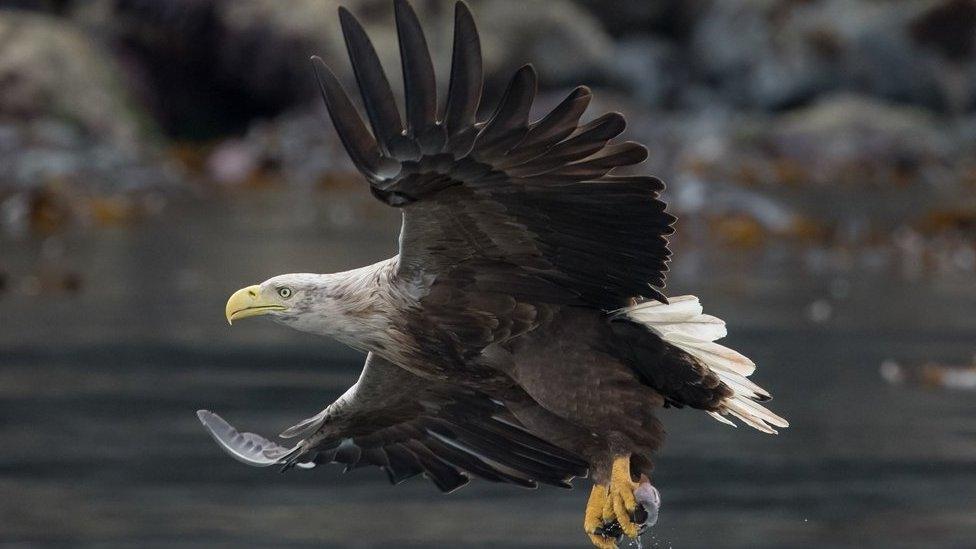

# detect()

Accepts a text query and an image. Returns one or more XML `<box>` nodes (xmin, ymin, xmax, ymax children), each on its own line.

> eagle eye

<box><xmin>277</xmin><ymin>287</ymin><xmax>293</xmax><ymax>299</ymax></box>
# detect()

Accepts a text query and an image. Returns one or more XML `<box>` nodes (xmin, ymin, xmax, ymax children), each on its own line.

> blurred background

<box><xmin>1</xmin><ymin>0</ymin><xmax>975</xmax><ymax>547</ymax></box>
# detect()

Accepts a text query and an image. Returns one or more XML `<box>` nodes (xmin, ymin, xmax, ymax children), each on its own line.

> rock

<box><xmin>602</xmin><ymin>90</ymin><xmax>975</xmax><ymax>259</ymax></box>
<box><xmin>660</xmin><ymin>93</ymin><xmax>956</xmax><ymax>198</ymax></box>
<box><xmin>612</xmin><ymin>36</ymin><xmax>683</xmax><ymax>106</ymax></box>
<box><xmin>910</xmin><ymin>0</ymin><xmax>976</xmax><ymax>113</ymax></box>
<box><xmin>769</xmin><ymin>94</ymin><xmax>948</xmax><ymax>188</ymax></box>
<box><xmin>0</xmin><ymin>0</ymin><xmax>74</xmax><ymax>16</ymax></box>
<box><xmin>688</xmin><ymin>0</ymin><xmax>964</xmax><ymax>111</ymax></box>
<box><xmin>910</xmin><ymin>0</ymin><xmax>976</xmax><ymax>63</ymax></box>
<box><xmin>576</xmin><ymin>0</ymin><xmax>705</xmax><ymax>40</ymax></box>
<box><xmin>235</xmin><ymin>107</ymin><xmax>345</xmax><ymax>188</ymax></box>
<box><xmin>0</xmin><ymin>115</ymin><xmax>182</xmax><ymax>235</ymax></box>
<box><xmin>0</xmin><ymin>114</ymin><xmax>182</xmax><ymax>199</ymax></box>
<box><xmin>78</xmin><ymin>0</ymin><xmax>328</xmax><ymax>138</ymax></box>
<box><xmin>78</xmin><ymin>0</ymin><xmax>614</xmax><ymax>138</ymax></box>
<box><xmin>471</xmin><ymin>0</ymin><xmax>614</xmax><ymax>85</ymax></box>
<box><xmin>670</xmin><ymin>174</ymin><xmax>801</xmax><ymax>230</ymax></box>
<box><xmin>0</xmin><ymin>11</ymin><xmax>183</xmax><ymax>234</ymax></box>
<box><xmin>0</xmin><ymin>10</ymin><xmax>150</xmax><ymax>146</ymax></box>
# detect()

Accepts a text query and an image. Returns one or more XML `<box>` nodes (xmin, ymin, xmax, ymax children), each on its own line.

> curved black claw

<box><xmin>595</xmin><ymin>506</ymin><xmax>648</xmax><ymax>540</ymax></box>
<box><xmin>593</xmin><ymin>520</ymin><xmax>623</xmax><ymax>541</ymax></box>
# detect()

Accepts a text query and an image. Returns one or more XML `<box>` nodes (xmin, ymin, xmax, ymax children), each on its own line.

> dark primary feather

<box><xmin>497</xmin><ymin>85</ymin><xmax>592</xmax><ymax>169</ymax></box>
<box><xmin>443</xmin><ymin>1</ymin><xmax>482</xmax><ymax>142</ymax></box>
<box><xmin>394</xmin><ymin>0</ymin><xmax>438</xmax><ymax>144</ymax></box>
<box><xmin>338</xmin><ymin>7</ymin><xmax>413</xmax><ymax>159</ymax></box>
<box><xmin>310</xmin><ymin>56</ymin><xmax>394</xmax><ymax>181</ymax></box>
<box><xmin>471</xmin><ymin>64</ymin><xmax>537</xmax><ymax>160</ymax></box>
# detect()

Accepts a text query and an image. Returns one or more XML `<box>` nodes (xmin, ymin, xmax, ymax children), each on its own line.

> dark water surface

<box><xmin>2</xmin><ymin>190</ymin><xmax>975</xmax><ymax>548</ymax></box>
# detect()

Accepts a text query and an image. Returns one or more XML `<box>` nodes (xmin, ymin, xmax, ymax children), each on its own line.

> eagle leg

<box><xmin>585</xmin><ymin>455</ymin><xmax>660</xmax><ymax>548</ymax></box>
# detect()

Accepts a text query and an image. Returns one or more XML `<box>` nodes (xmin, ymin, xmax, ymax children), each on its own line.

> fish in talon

<box><xmin>634</xmin><ymin>477</ymin><xmax>660</xmax><ymax>528</ymax></box>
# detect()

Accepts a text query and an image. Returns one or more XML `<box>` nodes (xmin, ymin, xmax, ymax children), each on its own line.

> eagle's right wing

<box><xmin>198</xmin><ymin>353</ymin><xmax>587</xmax><ymax>492</ymax></box>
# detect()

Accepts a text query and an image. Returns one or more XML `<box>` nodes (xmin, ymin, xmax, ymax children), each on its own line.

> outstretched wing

<box><xmin>313</xmin><ymin>0</ymin><xmax>674</xmax><ymax>316</ymax></box>
<box><xmin>198</xmin><ymin>353</ymin><xmax>588</xmax><ymax>492</ymax></box>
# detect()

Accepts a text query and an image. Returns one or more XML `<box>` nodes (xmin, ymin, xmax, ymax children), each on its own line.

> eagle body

<box><xmin>268</xmin><ymin>258</ymin><xmax>670</xmax><ymax>483</ymax></box>
<box><xmin>202</xmin><ymin>2</ymin><xmax>787</xmax><ymax>547</ymax></box>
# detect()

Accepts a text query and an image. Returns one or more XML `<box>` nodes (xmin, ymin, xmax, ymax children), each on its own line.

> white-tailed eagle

<box><xmin>200</xmin><ymin>2</ymin><xmax>787</xmax><ymax>547</ymax></box>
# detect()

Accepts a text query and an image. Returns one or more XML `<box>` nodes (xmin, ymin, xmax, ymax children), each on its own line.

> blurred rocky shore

<box><xmin>2</xmin><ymin>0</ymin><xmax>975</xmax><ymax>287</ymax></box>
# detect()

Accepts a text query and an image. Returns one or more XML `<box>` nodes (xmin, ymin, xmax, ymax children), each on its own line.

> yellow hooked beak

<box><xmin>225</xmin><ymin>285</ymin><xmax>287</xmax><ymax>325</ymax></box>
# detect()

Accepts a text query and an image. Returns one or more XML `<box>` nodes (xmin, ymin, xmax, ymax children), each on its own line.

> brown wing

<box><xmin>198</xmin><ymin>353</ymin><xmax>587</xmax><ymax>492</ymax></box>
<box><xmin>312</xmin><ymin>0</ymin><xmax>675</xmax><ymax>323</ymax></box>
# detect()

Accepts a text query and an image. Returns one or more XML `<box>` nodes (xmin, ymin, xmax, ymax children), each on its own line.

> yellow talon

<box><xmin>584</xmin><ymin>484</ymin><xmax>617</xmax><ymax>548</ymax></box>
<box><xmin>584</xmin><ymin>484</ymin><xmax>607</xmax><ymax>532</ymax></box>
<box><xmin>583</xmin><ymin>455</ymin><xmax>643</xmax><ymax>548</ymax></box>
<box><xmin>608</xmin><ymin>455</ymin><xmax>640</xmax><ymax>538</ymax></box>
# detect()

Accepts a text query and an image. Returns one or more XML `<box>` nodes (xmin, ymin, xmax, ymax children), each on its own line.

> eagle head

<box><xmin>224</xmin><ymin>273</ymin><xmax>322</xmax><ymax>325</ymax></box>
<box><xmin>223</xmin><ymin>267</ymin><xmax>394</xmax><ymax>352</ymax></box>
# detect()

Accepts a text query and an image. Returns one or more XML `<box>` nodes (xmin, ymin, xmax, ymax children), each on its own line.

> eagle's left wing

<box><xmin>313</xmin><ymin>0</ymin><xmax>675</xmax><ymax>319</ymax></box>
<box><xmin>198</xmin><ymin>353</ymin><xmax>587</xmax><ymax>492</ymax></box>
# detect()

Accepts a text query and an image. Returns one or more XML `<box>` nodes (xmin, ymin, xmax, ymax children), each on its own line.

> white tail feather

<box><xmin>665</xmin><ymin>334</ymin><xmax>756</xmax><ymax>376</ymax></box>
<box><xmin>707</xmin><ymin>411</ymin><xmax>737</xmax><ymax>428</ymax></box>
<box><xmin>726</xmin><ymin>400</ymin><xmax>779</xmax><ymax>434</ymax></box>
<box><xmin>617</xmin><ymin>295</ymin><xmax>787</xmax><ymax>434</ymax></box>
<box><xmin>715</xmin><ymin>371</ymin><xmax>770</xmax><ymax>401</ymax></box>
<box><xmin>625</xmin><ymin>295</ymin><xmax>703</xmax><ymax>322</ymax></box>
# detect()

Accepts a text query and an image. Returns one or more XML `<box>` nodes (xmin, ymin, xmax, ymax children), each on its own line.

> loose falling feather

<box><xmin>197</xmin><ymin>410</ymin><xmax>314</xmax><ymax>469</ymax></box>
